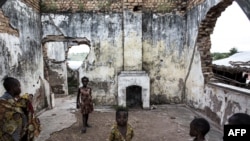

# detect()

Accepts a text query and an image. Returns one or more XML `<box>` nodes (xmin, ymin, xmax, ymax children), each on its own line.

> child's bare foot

<box><xmin>86</xmin><ymin>124</ymin><xmax>92</xmax><ymax>128</ymax></box>
<box><xmin>81</xmin><ymin>128</ymin><xmax>86</xmax><ymax>133</ymax></box>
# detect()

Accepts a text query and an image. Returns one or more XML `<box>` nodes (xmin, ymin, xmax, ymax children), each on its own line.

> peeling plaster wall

<box><xmin>0</xmin><ymin>0</ymin><xmax>48</xmax><ymax>112</ymax></box>
<box><xmin>124</xmin><ymin>11</ymin><xmax>142</xmax><ymax>71</ymax></box>
<box><xmin>185</xmin><ymin>0</ymin><xmax>250</xmax><ymax>126</ymax></box>
<box><xmin>42</xmin><ymin>11</ymin><xmax>187</xmax><ymax>105</ymax></box>
<box><xmin>203</xmin><ymin>84</ymin><xmax>250</xmax><ymax>125</ymax></box>
<box><xmin>185</xmin><ymin>0</ymin><xmax>221</xmax><ymax>109</ymax></box>
<box><xmin>42</xmin><ymin>12</ymin><xmax>123</xmax><ymax>105</ymax></box>
<box><xmin>45</xmin><ymin>42</ymin><xmax>68</xmax><ymax>96</ymax></box>
<box><xmin>142</xmin><ymin>12</ymin><xmax>186</xmax><ymax>104</ymax></box>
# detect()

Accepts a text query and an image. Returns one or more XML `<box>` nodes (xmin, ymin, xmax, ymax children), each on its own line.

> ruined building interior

<box><xmin>0</xmin><ymin>0</ymin><xmax>250</xmax><ymax>136</ymax></box>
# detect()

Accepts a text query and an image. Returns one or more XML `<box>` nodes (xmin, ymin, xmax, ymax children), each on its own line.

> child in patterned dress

<box><xmin>76</xmin><ymin>76</ymin><xmax>93</xmax><ymax>133</ymax></box>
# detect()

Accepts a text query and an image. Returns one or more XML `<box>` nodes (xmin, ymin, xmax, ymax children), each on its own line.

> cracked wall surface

<box><xmin>42</xmin><ymin>10</ymin><xmax>187</xmax><ymax>105</ymax></box>
<box><xmin>0</xmin><ymin>0</ymin><xmax>50</xmax><ymax>112</ymax></box>
<box><xmin>0</xmin><ymin>0</ymin><xmax>250</xmax><ymax>126</ymax></box>
<box><xmin>185</xmin><ymin>0</ymin><xmax>250</xmax><ymax>126</ymax></box>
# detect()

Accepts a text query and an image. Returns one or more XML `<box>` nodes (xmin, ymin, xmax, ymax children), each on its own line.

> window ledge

<box><xmin>208</xmin><ymin>82</ymin><xmax>250</xmax><ymax>95</ymax></box>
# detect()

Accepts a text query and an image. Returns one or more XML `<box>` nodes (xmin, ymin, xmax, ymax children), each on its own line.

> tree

<box><xmin>212</xmin><ymin>52</ymin><xmax>228</xmax><ymax>60</ymax></box>
<box><xmin>229</xmin><ymin>47</ymin><xmax>238</xmax><ymax>56</ymax></box>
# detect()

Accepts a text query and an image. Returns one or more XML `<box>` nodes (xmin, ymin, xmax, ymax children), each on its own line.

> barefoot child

<box><xmin>108</xmin><ymin>107</ymin><xmax>134</xmax><ymax>141</ymax></box>
<box><xmin>76</xmin><ymin>76</ymin><xmax>93</xmax><ymax>133</ymax></box>
<box><xmin>189</xmin><ymin>117</ymin><xmax>210</xmax><ymax>141</ymax></box>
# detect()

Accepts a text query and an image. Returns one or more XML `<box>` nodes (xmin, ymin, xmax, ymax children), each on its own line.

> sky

<box><xmin>67</xmin><ymin>44</ymin><xmax>90</xmax><ymax>70</ymax></box>
<box><xmin>210</xmin><ymin>1</ymin><xmax>250</xmax><ymax>53</ymax></box>
<box><xmin>68</xmin><ymin>44</ymin><xmax>90</xmax><ymax>54</ymax></box>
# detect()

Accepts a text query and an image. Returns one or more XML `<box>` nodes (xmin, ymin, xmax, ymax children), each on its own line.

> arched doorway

<box><xmin>126</xmin><ymin>85</ymin><xmax>142</xmax><ymax>108</ymax></box>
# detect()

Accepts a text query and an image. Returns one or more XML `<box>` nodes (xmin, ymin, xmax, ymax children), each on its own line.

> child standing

<box><xmin>189</xmin><ymin>117</ymin><xmax>210</xmax><ymax>141</ymax></box>
<box><xmin>0</xmin><ymin>76</ymin><xmax>26</xmax><ymax>141</ymax></box>
<box><xmin>108</xmin><ymin>107</ymin><xmax>134</xmax><ymax>141</ymax></box>
<box><xmin>76</xmin><ymin>76</ymin><xmax>93</xmax><ymax>133</ymax></box>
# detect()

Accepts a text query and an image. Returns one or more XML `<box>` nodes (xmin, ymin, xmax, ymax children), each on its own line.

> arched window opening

<box><xmin>67</xmin><ymin>44</ymin><xmax>90</xmax><ymax>95</ymax></box>
<box><xmin>67</xmin><ymin>44</ymin><xmax>90</xmax><ymax>70</ymax></box>
<box><xmin>210</xmin><ymin>2</ymin><xmax>250</xmax><ymax>89</ymax></box>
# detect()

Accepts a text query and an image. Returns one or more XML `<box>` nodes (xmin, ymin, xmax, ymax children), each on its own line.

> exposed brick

<box><xmin>22</xmin><ymin>0</ymin><xmax>40</xmax><ymax>12</ymax></box>
<box><xmin>40</xmin><ymin>0</ymin><xmax>186</xmax><ymax>13</ymax></box>
<box><xmin>0</xmin><ymin>9</ymin><xmax>18</xmax><ymax>36</ymax></box>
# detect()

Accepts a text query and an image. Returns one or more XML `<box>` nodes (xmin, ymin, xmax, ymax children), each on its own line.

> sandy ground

<box><xmin>44</xmin><ymin>104</ymin><xmax>223</xmax><ymax>141</ymax></box>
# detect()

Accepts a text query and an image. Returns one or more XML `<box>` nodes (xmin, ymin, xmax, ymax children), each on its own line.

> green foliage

<box><xmin>68</xmin><ymin>53</ymin><xmax>88</xmax><ymax>61</ymax></box>
<box><xmin>50</xmin><ymin>2</ymin><xmax>58</xmax><ymax>12</ymax></box>
<box><xmin>229</xmin><ymin>47</ymin><xmax>238</xmax><ymax>56</ymax></box>
<box><xmin>212</xmin><ymin>52</ymin><xmax>229</xmax><ymax>60</ymax></box>
<box><xmin>212</xmin><ymin>47</ymin><xmax>239</xmax><ymax>61</ymax></box>
<box><xmin>98</xmin><ymin>0</ymin><xmax>113</xmax><ymax>11</ymax></box>
<box><xmin>40</xmin><ymin>0</ymin><xmax>58</xmax><ymax>12</ymax></box>
<box><xmin>40</xmin><ymin>1</ymin><xmax>48</xmax><ymax>12</ymax></box>
<box><xmin>73</xmin><ymin>0</ymin><xmax>85</xmax><ymax>11</ymax></box>
<box><xmin>78</xmin><ymin>3</ymin><xmax>85</xmax><ymax>11</ymax></box>
<box><xmin>157</xmin><ymin>3</ymin><xmax>173</xmax><ymax>13</ymax></box>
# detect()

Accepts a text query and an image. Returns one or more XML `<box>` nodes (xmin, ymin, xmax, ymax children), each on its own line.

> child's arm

<box><xmin>131</xmin><ymin>128</ymin><xmax>134</xmax><ymax>139</ymax></box>
<box><xmin>89</xmin><ymin>87</ymin><xmax>92</xmax><ymax>98</ymax></box>
<box><xmin>76</xmin><ymin>88</ymin><xmax>80</xmax><ymax>108</ymax></box>
<box><xmin>108</xmin><ymin>126</ymin><xmax>115</xmax><ymax>141</ymax></box>
<box><xmin>128</xmin><ymin>125</ymin><xmax>134</xmax><ymax>140</ymax></box>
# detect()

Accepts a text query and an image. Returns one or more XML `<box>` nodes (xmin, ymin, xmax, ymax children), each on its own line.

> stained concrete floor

<box><xmin>36</xmin><ymin>95</ymin><xmax>223</xmax><ymax>141</ymax></box>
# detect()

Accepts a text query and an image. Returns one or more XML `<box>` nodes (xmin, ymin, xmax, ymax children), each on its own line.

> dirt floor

<box><xmin>45</xmin><ymin>105</ymin><xmax>223</xmax><ymax>141</ymax></box>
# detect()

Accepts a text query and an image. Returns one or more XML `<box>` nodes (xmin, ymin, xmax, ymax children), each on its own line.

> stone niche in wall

<box><xmin>118</xmin><ymin>71</ymin><xmax>150</xmax><ymax>109</ymax></box>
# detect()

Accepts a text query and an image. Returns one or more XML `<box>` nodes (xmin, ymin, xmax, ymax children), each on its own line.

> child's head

<box><xmin>2</xmin><ymin>76</ymin><xmax>21</xmax><ymax>97</ymax></box>
<box><xmin>228</xmin><ymin>113</ymin><xmax>250</xmax><ymax>125</ymax></box>
<box><xmin>116</xmin><ymin>106</ymin><xmax>128</xmax><ymax>126</ymax></box>
<box><xmin>81</xmin><ymin>76</ymin><xmax>89</xmax><ymax>86</ymax></box>
<box><xmin>190</xmin><ymin>117</ymin><xmax>210</xmax><ymax>138</ymax></box>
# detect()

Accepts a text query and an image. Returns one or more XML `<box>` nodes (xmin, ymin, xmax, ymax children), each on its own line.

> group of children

<box><xmin>76</xmin><ymin>76</ymin><xmax>250</xmax><ymax>141</ymax></box>
<box><xmin>1</xmin><ymin>76</ymin><xmax>250</xmax><ymax>141</ymax></box>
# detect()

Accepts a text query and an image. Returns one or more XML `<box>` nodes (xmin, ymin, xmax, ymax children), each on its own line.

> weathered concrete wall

<box><xmin>185</xmin><ymin>0</ymin><xmax>224</xmax><ymax>125</ymax></box>
<box><xmin>235</xmin><ymin>0</ymin><xmax>250</xmax><ymax>21</ymax></box>
<box><xmin>2</xmin><ymin>0</ymin><xmax>250</xmax><ymax>125</ymax></box>
<box><xmin>0</xmin><ymin>0</ymin><xmax>49</xmax><ymax>112</ymax></box>
<box><xmin>124</xmin><ymin>11</ymin><xmax>142</xmax><ymax>71</ymax></box>
<box><xmin>142</xmin><ymin>12</ymin><xmax>186</xmax><ymax>104</ymax></box>
<box><xmin>203</xmin><ymin>83</ymin><xmax>250</xmax><ymax>125</ymax></box>
<box><xmin>185</xmin><ymin>0</ymin><xmax>250</xmax><ymax>126</ymax></box>
<box><xmin>45</xmin><ymin>42</ymin><xmax>68</xmax><ymax>96</ymax></box>
<box><xmin>42</xmin><ymin>12</ymin><xmax>123</xmax><ymax>105</ymax></box>
<box><xmin>42</xmin><ymin>11</ymin><xmax>187</xmax><ymax>105</ymax></box>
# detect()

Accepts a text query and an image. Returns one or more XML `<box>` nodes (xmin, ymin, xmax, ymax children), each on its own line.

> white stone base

<box><xmin>118</xmin><ymin>71</ymin><xmax>150</xmax><ymax>109</ymax></box>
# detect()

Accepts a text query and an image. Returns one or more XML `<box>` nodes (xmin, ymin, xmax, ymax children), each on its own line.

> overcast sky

<box><xmin>210</xmin><ymin>1</ymin><xmax>250</xmax><ymax>53</ymax></box>
<box><xmin>68</xmin><ymin>44</ymin><xmax>90</xmax><ymax>54</ymax></box>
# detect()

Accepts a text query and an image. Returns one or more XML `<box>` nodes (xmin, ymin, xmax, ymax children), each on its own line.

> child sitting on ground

<box><xmin>108</xmin><ymin>106</ymin><xmax>134</xmax><ymax>141</ymax></box>
<box><xmin>189</xmin><ymin>117</ymin><xmax>210</xmax><ymax>141</ymax></box>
